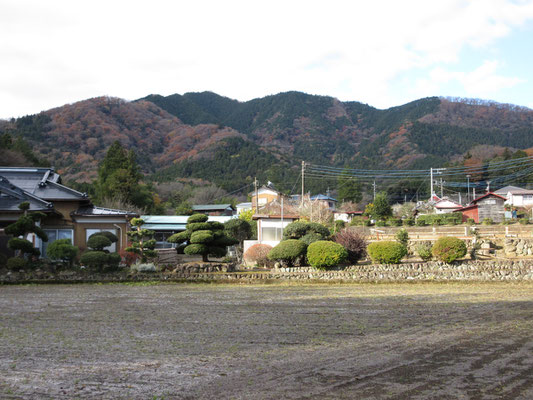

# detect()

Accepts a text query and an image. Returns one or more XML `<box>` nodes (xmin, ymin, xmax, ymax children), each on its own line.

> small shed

<box><xmin>454</xmin><ymin>192</ymin><xmax>506</xmax><ymax>223</ymax></box>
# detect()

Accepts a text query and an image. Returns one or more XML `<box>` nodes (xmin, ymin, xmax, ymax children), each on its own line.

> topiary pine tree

<box><xmin>168</xmin><ymin>214</ymin><xmax>238</xmax><ymax>262</ymax></box>
<box><xmin>5</xmin><ymin>202</ymin><xmax>48</xmax><ymax>260</ymax></box>
<box><xmin>125</xmin><ymin>218</ymin><xmax>157</xmax><ymax>263</ymax></box>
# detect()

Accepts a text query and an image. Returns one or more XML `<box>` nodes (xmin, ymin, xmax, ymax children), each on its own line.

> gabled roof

<box><xmin>494</xmin><ymin>185</ymin><xmax>524</xmax><ymax>194</ymax></box>
<box><xmin>72</xmin><ymin>206</ymin><xmax>138</xmax><ymax>217</ymax></box>
<box><xmin>310</xmin><ymin>194</ymin><xmax>337</xmax><ymax>202</ymax></box>
<box><xmin>192</xmin><ymin>204</ymin><xmax>235</xmax><ymax>211</ymax></box>
<box><xmin>470</xmin><ymin>192</ymin><xmax>506</xmax><ymax>204</ymax></box>
<box><xmin>249</xmin><ymin>185</ymin><xmax>281</xmax><ymax>196</ymax></box>
<box><xmin>140</xmin><ymin>215</ymin><xmax>234</xmax><ymax>231</ymax></box>
<box><xmin>0</xmin><ymin>176</ymin><xmax>54</xmax><ymax>212</ymax></box>
<box><xmin>0</xmin><ymin>167</ymin><xmax>88</xmax><ymax>201</ymax></box>
<box><xmin>434</xmin><ymin>197</ymin><xmax>463</xmax><ymax>209</ymax></box>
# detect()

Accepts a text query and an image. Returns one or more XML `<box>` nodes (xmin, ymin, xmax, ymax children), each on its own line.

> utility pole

<box><xmin>254</xmin><ymin>177</ymin><xmax>258</xmax><ymax>211</ymax></box>
<box><xmin>430</xmin><ymin>168</ymin><xmax>433</xmax><ymax>199</ymax></box>
<box><xmin>373</xmin><ymin>180</ymin><xmax>376</xmax><ymax>200</ymax></box>
<box><xmin>440</xmin><ymin>178</ymin><xmax>444</xmax><ymax>198</ymax></box>
<box><xmin>301</xmin><ymin>161</ymin><xmax>305</xmax><ymax>206</ymax></box>
<box><xmin>466</xmin><ymin>174</ymin><xmax>471</xmax><ymax>204</ymax></box>
<box><xmin>430</xmin><ymin>167</ymin><xmax>446</xmax><ymax>199</ymax></box>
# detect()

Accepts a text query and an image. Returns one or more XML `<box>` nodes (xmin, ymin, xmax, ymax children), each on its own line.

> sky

<box><xmin>2</xmin><ymin>0</ymin><xmax>533</xmax><ymax>119</ymax></box>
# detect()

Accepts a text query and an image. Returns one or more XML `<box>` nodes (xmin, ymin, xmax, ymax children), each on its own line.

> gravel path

<box><xmin>1</xmin><ymin>282</ymin><xmax>533</xmax><ymax>399</ymax></box>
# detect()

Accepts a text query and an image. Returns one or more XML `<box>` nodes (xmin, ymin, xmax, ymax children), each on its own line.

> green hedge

<box><xmin>431</xmin><ymin>236</ymin><xmax>467</xmax><ymax>263</ymax></box>
<box><xmin>307</xmin><ymin>241</ymin><xmax>347</xmax><ymax>270</ymax></box>
<box><xmin>268</xmin><ymin>239</ymin><xmax>307</xmax><ymax>267</ymax></box>
<box><xmin>416</xmin><ymin>213</ymin><xmax>462</xmax><ymax>226</ymax></box>
<box><xmin>7</xmin><ymin>257</ymin><xmax>27</xmax><ymax>271</ymax></box>
<box><xmin>46</xmin><ymin>239</ymin><xmax>78</xmax><ymax>263</ymax></box>
<box><xmin>367</xmin><ymin>241</ymin><xmax>407</xmax><ymax>264</ymax></box>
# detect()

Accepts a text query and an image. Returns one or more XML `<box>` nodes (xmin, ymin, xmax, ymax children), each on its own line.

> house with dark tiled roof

<box><xmin>0</xmin><ymin>167</ymin><xmax>138</xmax><ymax>258</ymax></box>
<box><xmin>191</xmin><ymin>204</ymin><xmax>235</xmax><ymax>216</ymax></box>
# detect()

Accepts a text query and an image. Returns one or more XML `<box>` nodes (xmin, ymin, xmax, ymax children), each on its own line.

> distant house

<box><xmin>141</xmin><ymin>215</ymin><xmax>235</xmax><ymax>248</ymax></box>
<box><xmin>191</xmin><ymin>204</ymin><xmax>235</xmax><ymax>216</ymax></box>
<box><xmin>310</xmin><ymin>194</ymin><xmax>337</xmax><ymax>211</ymax></box>
<box><xmin>494</xmin><ymin>185</ymin><xmax>533</xmax><ymax>207</ymax></box>
<box><xmin>434</xmin><ymin>197</ymin><xmax>463</xmax><ymax>214</ymax></box>
<box><xmin>333</xmin><ymin>210</ymin><xmax>364</xmax><ymax>223</ymax></box>
<box><xmin>250</xmin><ymin>185</ymin><xmax>282</xmax><ymax>209</ymax></box>
<box><xmin>0</xmin><ymin>167</ymin><xmax>137</xmax><ymax>257</ymax></box>
<box><xmin>454</xmin><ymin>192</ymin><xmax>506</xmax><ymax>223</ymax></box>
<box><xmin>236</xmin><ymin>202</ymin><xmax>252</xmax><ymax>215</ymax></box>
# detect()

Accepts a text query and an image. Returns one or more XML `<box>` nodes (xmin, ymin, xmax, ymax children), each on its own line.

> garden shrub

<box><xmin>466</xmin><ymin>218</ymin><xmax>475</xmax><ymax>225</ymax></box>
<box><xmin>190</xmin><ymin>230</ymin><xmax>214</xmax><ymax>244</ymax></box>
<box><xmin>187</xmin><ymin>222</ymin><xmax>211</xmax><ymax>232</ymax></box>
<box><xmin>87</xmin><ymin>235</ymin><xmax>112</xmax><ymax>251</ymax></box>
<box><xmin>334</xmin><ymin>220</ymin><xmax>346</xmax><ymax>232</ymax></box>
<box><xmin>282</xmin><ymin>221</ymin><xmax>330</xmax><ymax>241</ymax></box>
<box><xmin>80</xmin><ymin>251</ymin><xmax>109</xmax><ymax>268</ymax></box>
<box><xmin>333</xmin><ymin>228</ymin><xmax>367</xmax><ymax>264</ymax></box>
<box><xmin>431</xmin><ymin>236</ymin><xmax>467</xmax><ymax>263</ymax></box>
<box><xmin>7</xmin><ymin>257</ymin><xmax>27</xmax><ymax>271</ymax></box>
<box><xmin>307</xmin><ymin>241</ymin><xmax>348</xmax><ymax>270</ymax></box>
<box><xmin>243</xmin><ymin>244</ymin><xmax>273</xmax><ymax>267</ymax></box>
<box><xmin>388</xmin><ymin>218</ymin><xmax>402</xmax><ymax>227</ymax></box>
<box><xmin>482</xmin><ymin>218</ymin><xmax>493</xmax><ymax>225</ymax></box>
<box><xmin>415</xmin><ymin>218</ymin><xmax>426</xmax><ymax>226</ymax></box>
<box><xmin>395</xmin><ymin>228</ymin><xmax>409</xmax><ymax>247</ymax></box>
<box><xmin>519</xmin><ymin>218</ymin><xmax>529</xmax><ymax>225</ymax></box>
<box><xmin>367</xmin><ymin>241</ymin><xmax>407</xmax><ymax>264</ymax></box>
<box><xmin>46</xmin><ymin>238</ymin><xmax>78</xmax><ymax>266</ymax></box>
<box><xmin>89</xmin><ymin>231</ymin><xmax>118</xmax><ymax>244</ymax></box>
<box><xmin>8</xmin><ymin>237</ymin><xmax>40</xmax><ymax>256</ymax></box>
<box><xmin>417</xmin><ymin>213</ymin><xmax>462</xmax><ymax>226</ymax></box>
<box><xmin>300</xmin><ymin>232</ymin><xmax>323</xmax><ymax>246</ymax></box>
<box><xmin>267</xmin><ymin>239</ymin><xmax>307</xmax><ymax>267</ymax></box>
<box><xmin>403</xmin><ymin>218</ymin><xmax>415</xmax><ymax>226</ymax></box>
<box><xmin>375</xmin><ymin>220</ymin><xmax>386</xmax><ymax>227</ymax></box>
<box><xmin>415</xmin><ymin>242</ymin><xmax>433</xmax><ymax>261</ymax></box>
<box><xmin>187</xmin><ymin>213</ymin><xmax>209</xmax><ymax>223</ymax></box>
<box><xmin>183</xmin><ymin>243</ymin><xmax>208</xmax><ymax>256</ymax></box>
<box><xmin>349</xmin><ymin>216</ymin><xmax>366</xmax><ymax>226</ymax></box>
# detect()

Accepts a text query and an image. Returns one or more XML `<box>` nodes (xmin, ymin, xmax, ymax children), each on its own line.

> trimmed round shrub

<box><xmin>107</xmin><ymin>252</ymin><xmax>121</xmax><ymax>267</ymax></box>
<box><xmin>307</xmin><ymin>241</ymin><xmax>347</xmax><ymax>270</ymax></box>
<box><xmin>244</xmin><ymin>244</ymin><xmax>273</xmax><ymax>267</ymax></box>
<box><xmin>89</xmin><ymin>231</ymin><xmax>118</xmax><ymax>243</ymax></box>
<box><xmin>183</xmin><ymin>243</ymin><xmax>208</xmax><ymax>256</ymax></box>
<box><xmin>208</xmin><ymin>221</ymin><xmax>225</xmax><ymax>231</ymax></box>
<box><xmin>367</xmin><ymin>241</ymin><xmax>407</xmax><ymax>264</ymax></box>
<box><xmin>282</xmin><ymin>221</ymin><xmax>330</xmax><ymax>240</ymax></box>
<box><xmin>190</xmin><ymin>230</ymin><xmax>214</xmax><ymax>244</ymax></box>
<box><xmin>187</xmin><ymin>213</ymin><xmax>209</xmax><ymax>223</ymax></box>
<box><xmin>415</xmin><ymin>242</ymin><xmax>433</xmax><ymax>261</ymax></box>
<box><xmin>431</xmin><ymin>236</ymin><xmax>467</xmax><ymax>263</ymax></box>
<box><xmin>333</xmin><ymin>228</ymin><xmax>367</xmax><ymax>264</ymax></box>
<box><xmin>300</xmin><ymin>232</ymin><xmax>323</xmax><ymax>246</ymax></box>
<box><xmin>46</xmin><ymin>239</ymin><xmax>78</xmax><ymax>264</ymax></box>
<box><xmin>268</xmin><ymin>239</ymin><xmax>307</xmax><ymax>267</ymax></box>
<box><xmin>7</xmin><ymin>257</ymin><xmax>27</xmax><ymax>271</ymax></box>
<box><xmin>482</xmin><ymin>218</ymin><xmax>493</xmax><ymax>225</ymax></box>
<box><xmin>8</xmin><ymin>237</ymin><xmax>40</xmax><ymax>256</ymax></box>
<box><xmin>168</xmin><ymin>230</ymin><xmax>191</xmax><ymax>244</ymax></box>
<box><xmin>87</xmin><ymin>235</ymin><xmax>112</xmax><ymax>251</ymax></box>
<box><xmin>80</xmin><ymin>251</ymin><xmax>109</xmax><ymax>268</ymax></box>
<box><xmin>187</xmin><ymin>222</ymin><xmax>211</xmax><ymax>232</ymax></box>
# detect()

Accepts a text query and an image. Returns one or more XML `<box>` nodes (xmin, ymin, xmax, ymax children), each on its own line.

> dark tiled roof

<box><xmin>192</xmin><ymin>204</ymin><xmax>235</xmax><ymax>211</ymax></box>
<box><xmin>72</xmin><ymin>206</ymin><xmax>138</xmax><ymax>217</ymax></box>
<box><xmin>0</xmin><ymin>167</ymin><xmax>87</xmax><ymax>201</ymax></box>
<box><xmin>0</xmin><ymin>176</ymin><xmax>54</xmax><ymax>212</ymax></box>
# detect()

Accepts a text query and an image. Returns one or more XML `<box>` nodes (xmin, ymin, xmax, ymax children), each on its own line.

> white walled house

<box><xmin>434</xmin><ymin>198</ymin><xmax>463</xmax><ymax>214</ymax></box>
<box><xmin>242</xmin><ymin>213</ymin><xmax>299</xmax><ymax>255</ymax></box>
<box><xmin>495</xmin><ymin>186</ymin><xmax>533</xmax><ymax>207</ymax></box>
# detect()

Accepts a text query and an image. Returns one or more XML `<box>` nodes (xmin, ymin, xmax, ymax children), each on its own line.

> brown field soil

<box><xmin>1</xmin><ymin>282</ymin><xmax>533</xmax><ymax>399</ymax></box>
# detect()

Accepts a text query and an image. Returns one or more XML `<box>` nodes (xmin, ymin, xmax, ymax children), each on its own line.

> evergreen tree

<box><xmin>337</xmin><ymin>168</ymin><xmax>362</xmax><ymax>203</ymax></box>
<box><xmin>5</xmin><ymin>202</ymin><xmax>48</xmax><ymax>261</ymax></box>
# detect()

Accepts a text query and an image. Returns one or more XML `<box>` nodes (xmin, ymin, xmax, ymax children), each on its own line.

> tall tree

<box><xmin>337</xmin><ymin>168</ymin><xmax>362</xmax><ymax>203</ymax></box>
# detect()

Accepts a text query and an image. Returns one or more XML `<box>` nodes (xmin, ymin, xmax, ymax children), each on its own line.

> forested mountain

<box><xmin>2</xmin><ymin>92</ymin><xmax>533</xmax><ymax>196</ymax></box>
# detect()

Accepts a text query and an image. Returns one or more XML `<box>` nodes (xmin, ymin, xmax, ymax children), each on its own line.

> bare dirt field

<box><xmin>1</xmin><ymin>282</ymin><xmax>533</xmax><ymax>399</ymax></box>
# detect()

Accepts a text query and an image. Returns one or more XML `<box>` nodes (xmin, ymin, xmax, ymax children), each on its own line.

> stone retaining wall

<box><xmin>3</xmin><ymin>260</ymin><xmax>532</xmax><ymax>284</ymax></box>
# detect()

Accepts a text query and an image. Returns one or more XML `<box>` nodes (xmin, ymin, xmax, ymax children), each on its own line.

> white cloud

<box><xmin>1</xmin><ymin>0</ymin><xmax>533</xmax><ymax>117</ymax></box>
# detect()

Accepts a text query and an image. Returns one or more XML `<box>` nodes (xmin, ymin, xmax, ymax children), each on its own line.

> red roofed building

<box><xmin>454</xmin><ymin>192</ymin><xmax>507</xmax><ymax>223</ymax></box>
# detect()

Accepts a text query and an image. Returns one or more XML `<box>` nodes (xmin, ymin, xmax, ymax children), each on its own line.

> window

<box><xmin>86</xmin><ymin>229</ymin><xmax>117</xmax><ymax>252</ymax></box>
<box><xmin>41</xmin><ymin>229</ymin><xmax>73</xmax><ymax>258</ymax></box>
<box><xmin>262</xmin><ymin>227</ymin><xmax>283</xmax><ymax>241</ymax></box>
<box><xmin>258</xmin><ymin>198</ymin><xmax>267</xmax><ymax>205</ymax></box>
<box><xmin>524</xmin><ymin>195</ymin><xmax>533</xmax><ymax>200</ymax></box>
